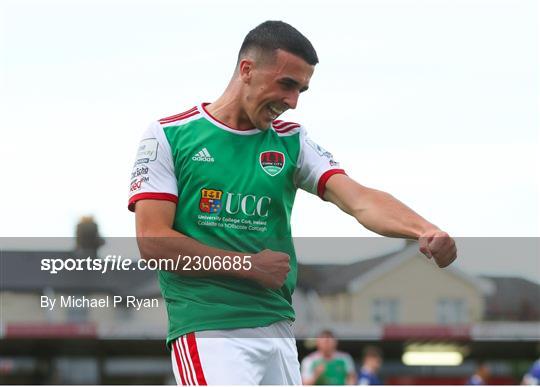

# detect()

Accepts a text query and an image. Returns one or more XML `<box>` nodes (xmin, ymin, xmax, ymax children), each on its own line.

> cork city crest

<box><xmin>199</xmin><ymin>188</ymin><xmax>223</xmax><ymax>214</ymax></box>
<box><xmin>259</xmin><ymin>151</ymin><xmax>285</xmax><ymax>177</ymax></box>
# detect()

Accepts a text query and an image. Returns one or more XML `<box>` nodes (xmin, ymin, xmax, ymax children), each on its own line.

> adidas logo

<box><xmin>192</xmin><ymin>147</ymin><xmax>214</xmax><ymax>162</ymax></box>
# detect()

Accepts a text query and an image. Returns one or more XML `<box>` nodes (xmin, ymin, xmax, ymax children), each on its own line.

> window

<box><xmin>372</xmin><ymin>298</ymin><xmax>399</xmax><ymax>324</ymax></box>
<box><xmin>66</xmin><ymin>306</ymin><xmax>88</xmax><ymax>323</ymax></box>
<box><xmin>116</xmin><ymin>305</ymin><xmax>132</xmax><ymax>321</ymax></box>
<box><xmin>437</xmin><ymin>298</ymin><xmax>467</xmax><ymax>324</ymax></box>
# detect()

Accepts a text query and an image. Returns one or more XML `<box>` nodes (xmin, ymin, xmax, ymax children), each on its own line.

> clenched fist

<box><xmin>247</xmin><ymin>249</ymin><xmax>291</xmax><ymax>289</ymax></box>
<box><xmin>418</xmin><ymin>229</ymin><xmax>457</xmax><ymax>268</ymax></box>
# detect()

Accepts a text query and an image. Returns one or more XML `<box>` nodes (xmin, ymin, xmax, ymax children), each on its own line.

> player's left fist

<box><xmin>418</xmin><ymin>229</ymin><xmax>457</xmax><ymax>268</ymax></box>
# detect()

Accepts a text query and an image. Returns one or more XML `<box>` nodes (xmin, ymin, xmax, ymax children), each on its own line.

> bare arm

<box><xmin>302</xmin><ymin>363</ymin><xmax>326</xmax><ymax>385</ymax></box>
<box><xmin>135</xmin><ymin>199</ymin><xmax>290</xmax><ymax>288</ymax></box>
<box><xmin>346</xmin><ymin>371</ymin><xmax>357</xmax><ymax>385</ymax></box>
<box><xmin>324</xmin><ymin>174</ymin><xmax>457</xmax><ymax>267</ymax></box>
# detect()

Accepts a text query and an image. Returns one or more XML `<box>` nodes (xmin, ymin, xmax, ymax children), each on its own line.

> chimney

<box><xmin>75</xmin><ymin>216</ymin><xmax>104</xmax><ymax>258</ymax></box>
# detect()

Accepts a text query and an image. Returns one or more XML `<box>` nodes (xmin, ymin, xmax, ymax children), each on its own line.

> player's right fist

<box><xmin>248</xmin><ymin>249</ymin><xmax>290</xmax><ymax>289</ymax></box>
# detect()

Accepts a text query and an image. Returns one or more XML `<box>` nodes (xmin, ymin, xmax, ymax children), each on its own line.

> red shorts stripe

<box><xmin>173</xmin><ymin>340</ymin><xmax>187</xmax><ymax>385</ymax></box>
<box><xmin>187</xmin><ymin>333</ymin><xmax>208</xmax><ymax>385</ymax></box>
<box><xmin>180</xmin><ymin>335</ymin><xmax>196</xmax><ymax>385</ymax></box>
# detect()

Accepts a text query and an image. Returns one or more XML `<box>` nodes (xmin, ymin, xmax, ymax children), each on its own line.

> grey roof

<box><xmin>297</xmin><ymin>247</ymin><xmax>403</xmax><ymax>295</ymax></box>
<box><xmin>1</xmin><ymin>250</ymin><xmax>155</xmax><ymax>296</ymax></box>
<box><xmin>481</xmin><ymin>276</ymin><xmax>540</xmax><ymax>320</ymax></box>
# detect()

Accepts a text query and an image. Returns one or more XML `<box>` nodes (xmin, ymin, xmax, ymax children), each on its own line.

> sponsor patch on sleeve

<box><xmin>306</xmin><ymin>138</ymin><xmax>339</xmax><ymax>166</ymax></box>
<box><xmin>135</xmin><ymin>138</ymin><xmax>158</xmax><ymax>165</ymax></box>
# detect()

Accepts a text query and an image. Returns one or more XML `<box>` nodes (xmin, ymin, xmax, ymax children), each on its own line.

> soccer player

<box><xmin>466</xmin><ymin>360</ymin><xmax>490</xmax><ymax>385</ymax></box>
<box><xmin>522</xmin><ymin>359</ymin><xmax>540</xmax><ymax>385</ymax></box>
<box><xmin>128</xmin><ymin>20</ymin><xmax>457</xmax><ymax>385</ymax></box>
<box><xmin>301</xmin><ymin>330</ymin><xmax>356</xmax><ymax>385</ymax></box>
<box><xmin>358</xmin><ymin>346</ymin><xmax>383</xmax><ymax>385</ymax></box>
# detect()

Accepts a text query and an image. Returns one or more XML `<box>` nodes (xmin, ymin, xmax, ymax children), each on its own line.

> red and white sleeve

<box><xmin>294</xmin><ymin>126</ymin><xmax>346</xmax><ymax>199</ymax></box>
<box><xmin>127</xmin><ymin>121</ymin><xmax>178</xmax><ymax>211</ymax></box>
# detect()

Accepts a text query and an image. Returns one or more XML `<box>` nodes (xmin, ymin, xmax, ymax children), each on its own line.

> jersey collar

<box><xmin>199</xmin><ymin>103</ymin><xmax>263</xmax><ymax>136</ymax></box>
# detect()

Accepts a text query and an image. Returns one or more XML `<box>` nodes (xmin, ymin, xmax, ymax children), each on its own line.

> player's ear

<box><xmin>238</xmin><ymin>59</ymin><xmax>254</xmax><ymax>84</ymax></box>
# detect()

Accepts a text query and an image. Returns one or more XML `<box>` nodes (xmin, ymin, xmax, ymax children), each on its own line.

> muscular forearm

<box><xmin>325</xmin><ymin>175</ymin><xmax>456</xmax><ymax>267</ymax></box>
<box><xmin>352</xmin><ymin>188</ymin><xmax>457</xmax><ymax>267</ymax></box>
<box><xmin>136</xmin><ymin>226</ymin><xmax>252</xmax><ymax>279</ymax></box>
<box><xmin>134</xmin><ymin>200</ymin><xmax>290</xmax><ymax>288</ymax></box>
<box><xmin>352</xmin><ymin>188</ymin><xmax>438</xmax><ymax>239</ymax></box>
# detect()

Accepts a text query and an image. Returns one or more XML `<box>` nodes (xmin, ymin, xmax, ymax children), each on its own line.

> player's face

<box><xmin>242</xmin><ymin>49</ymin><xmax>314</xmax><ymax>130</ymax></box>
<box><xmin>479</xmin><ymin>364</ymin><xmax>491</xmax><ymax>378</ymax></box>
<box><xmin>368</xmin><ymin>356</ymin><xmax>382</xmax><ymax>372</ymax></box>
<box><xmin>316</xmin><ymin>335</ymin><xmax>337</xmax><ymax>355</ymax></box>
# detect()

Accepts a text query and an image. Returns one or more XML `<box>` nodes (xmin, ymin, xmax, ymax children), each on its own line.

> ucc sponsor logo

<box><xmin>199</xmin><ymin>188</ymin><xmax>271</xmax><ymax>217</ymax></box>
<box><xmin>225</xmin><ymin>192</ymin><xmax>271</xmax><ymax>217</ymax></box>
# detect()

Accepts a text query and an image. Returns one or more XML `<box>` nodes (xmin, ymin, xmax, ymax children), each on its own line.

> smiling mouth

<box><xmin>267</xmin><ymin>104</ymin><xmax>286</xmax><ymax>120</ymax></box>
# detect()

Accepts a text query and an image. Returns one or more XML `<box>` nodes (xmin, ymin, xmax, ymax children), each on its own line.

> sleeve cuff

<box><xmin>128</xmin><ymin>192</ymin><xmax>178</xmax><ymax>212</ymax></box>
<box><xmin>317</xmin><ymin>169</ymin><xmax>347</xmax><ymax>199</ymax></box>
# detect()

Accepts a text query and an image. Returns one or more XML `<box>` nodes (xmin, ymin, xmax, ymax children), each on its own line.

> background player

<box><xmin>466</xmin><ymin>360</ymin><xmax>490</xmax><ymax>385</ymax></box>
<box><xmin>358</xmin><ymin>346</ymin><xmax>383</xmax><ymax>385</ymax></box>
<box><xmin>301</xmin><ymin>330</ymin><xmax>356</xmax><ymax>385</ymax></box>
<box><xmin>522</xmin><ymin>358</ymin><xmax>540</xmax><ymax>385</ymax></box>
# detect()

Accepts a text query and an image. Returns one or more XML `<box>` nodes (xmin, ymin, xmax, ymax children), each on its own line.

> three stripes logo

<box><xmin>192</xmin><ymin>148</ymin><xmax>214</xmax><ymax>162</ymax></box>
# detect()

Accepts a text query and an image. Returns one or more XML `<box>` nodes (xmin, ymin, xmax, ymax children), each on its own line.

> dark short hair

<box><xmin>318</xmin><ymin>329</ymin><xmax>335</xmax><ymax>338</ymax></box>
<box><xmin>363</xmin><ymin>346</ymin><xmax>382</xmax><ymax>359</ymax></box>
<box><xmin>238</xmin><ymin>21</ymin><xmax>319</xmax><ymax>65</ymax></box>
<box><xmin>476</xmin><ymin>360</ymin><xmax>488</xmax><ymax>369</ymax></box>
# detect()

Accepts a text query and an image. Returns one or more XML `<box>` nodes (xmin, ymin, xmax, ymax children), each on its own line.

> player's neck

<box><xmin>362</xmin><ymin>365</ymin><xmax>375</xmax><ymax>374</ymax></box>
<box><xmin>206</xmin><ymin>89</ymin><xmax>254</xmax><ymax>131</ymax></box>
<box><xmin>320</xmin><ymin>351</ymin><xmax>334</xmax><ymax>360</ymax></box>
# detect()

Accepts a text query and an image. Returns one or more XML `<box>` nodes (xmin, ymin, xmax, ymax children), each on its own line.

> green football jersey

<box><xmin>128</xmin><ymin>103</ymin><xmax>345</xmax><ymax>346</ymax></box>
<box><xmin>301</xmin><ymin>351</ymin><xmax>355</xmax><ymax>385</ymax></box>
